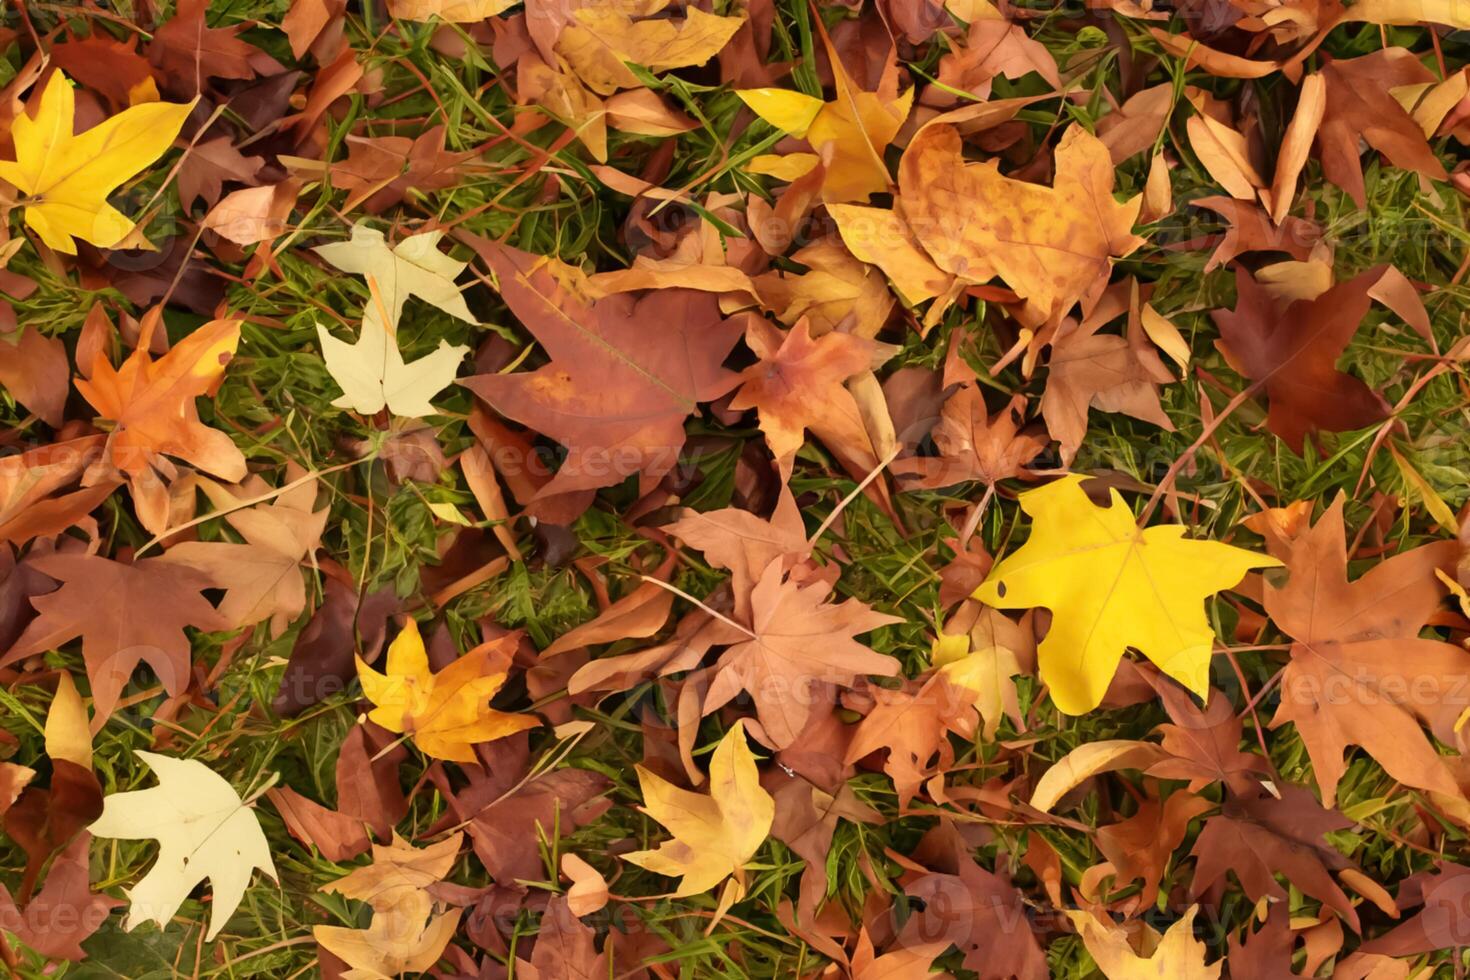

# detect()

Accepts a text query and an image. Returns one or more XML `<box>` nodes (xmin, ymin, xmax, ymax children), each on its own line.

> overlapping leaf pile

<box><xmin>0</xmin><ymin>0</ymin><xmax>1467</xmax><ymax>977</ymax></box>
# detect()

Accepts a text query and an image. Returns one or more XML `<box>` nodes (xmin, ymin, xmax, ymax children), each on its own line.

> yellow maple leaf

<box><xmin>973</xmin><ymin>475</ymin><xmax>1278</xmax><ymax>714</ymax></box>
<box><xmin>356</xmin><ymin>618</ymin><xmax>539</xmax><ymax>762</ymax></box>
<box><xmin>313</xmin><ymin>833</ymin><xmax>465</xmax><ymax>980</ymax></box>
<box><xmin>557</xmin><ymin>4</ymin><xmax>744</xmax><ymax>96</ymax></box>
<box><xmin>898</xmin><ymin>122</ymin><xmax>1144</xmax><ymax>319</ymax></box>
<box><xmin>738</xmin><ymin>28</ymin><xmax>912</xmax><ymax>203</ymax></box>
<box><xmin>1066</xmin><ymin>905</ymin><xmax>1220</xmax><ymax>979</ymax></box>
<box><xmin>0</xmin><ymin>72</ymin><xmax>191</xmax><ymax>253</ymax></box>
<box><xmin>623</xmin><ymin>720</ymin><xmax>774</xmax><ymax>898</ymax></box>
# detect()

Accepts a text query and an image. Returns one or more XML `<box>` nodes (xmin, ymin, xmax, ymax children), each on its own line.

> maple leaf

<box><xmin>739</xmin><ymin>26</ymin><xmax>913</xmax><ymax>203</ymax></box>
<box><xmin>265</xmin><ymin>785</ymin><xmax>370</xmax><ymax>862</ymax></box>
<box><xmin>317</xmin><ymin>315</ymin><xmax>469</xmax><ymax>418</ymax></box>
<box><xmin>1213</xmin><ymin>267</ymin><xmax>1392</xmax><ymax>453</ymax></box>
<box><xmin>702</xmin><ymin>560</ymin><xmax>900</xmax><ymax>748</ymax></box>
<box><xmin>555</xmin><ymin>2</ymin><xmax>744</xmax><ymax>95</ymax></box>
<box><xmin>89</xmin><ymin>750</ymin><xmax>276</xmax><ymax>942</ymax></box>
<box><xmin>1039</xmin><ymin>301</ymin><xmax>1176</xmax><ymax>461</ymax></box>
<box><xmin>973</xmin><ymin>475</ymin><xmax>1278</xmax><ymax>714</ymax></box>
<box><xmin>899</xmin><ymin>851</ymin><xmax>1048</xmax><ymax>980</ymax></box>
<box><xmin>75</xmin><ymin>317</ymin><xmax>247</xmax><ymax>534</ymax></box>
<box><xmin>516</xmin><ymin>897</ymin><xmax>609</xmax><ymax>980</ymax></box>
<box><xmin>158</xmin><ymin>467</ymin><xmax>328</xmax><ymax>636</ymax></box>
<box><xmin>1257</xmin><ymin>496</ymin><xmax>1468</xmax><ymax>804</ymax></box>
<box><xmin>313</xmin><ymin>833</ymin><xmax>464</xmax><ymax>980</ymax></box>
<box><xmin>315</xmin><ymin>222</ymin><xmax>476</xmax><ymax>328</ymax></box>
<box><xmin>435</xmin><ymin>767</ymin><xmax>611</xmax><ymax>884</ymax></box>
<box><xmin>177</xmin><ymin>136</ymin><xmax>264</xmax><ymax>211</ymax></box>
<box><xmin>1318</xmin><ymin>50</ymin><xmax>1449</xmax><ymax>209</ymax></box>
<box><xmin>1189</xmin><ymin>784</ymin><xmax>1361</xmax><ymax>932</ymax></box>
<box><xmin>828</xmin><ymin>202</ymin><xmax>956</xmax><ymax>306</ymax></box>
<box><xmin>624</xmin><ymin>720</ymin><xmax>775</xmax><ymax>898</ymax></box>
<box><xmin>0</xmin><ymin>553</ymin><xmax>226</xmax><ymax>722</ymax></box>
<box><xmin>461</xmin><ymin>237</ymin><xmax>743</xmax><ymax>501</ymax></box>
<box><xmin>0</xmin><ymin>71</ymin><xmax>192</xmax><ymax>253</ymax></box>
<box><xmin>299</xmin><ymin>127</ymin><xmax>473</xmax><ymax>213</ymax></box>
<box><xmin>148</xmin><ymin>0</ymin><xmax>258</xmax><ymax>91</ymax></box>
<box><xmin>0</xmin><ymin>325</ymin><xmax>67</xmax><ymax>426</ymax></box>
<box><xmin>752</xmin><ymin>241</ymin><xmax>895</xmax><ymax>339</ymax></box>
<box><xmin>731</xmin><ymin>318</ymin><xmax>883</xmax><ymax>472</ymax></box>
<box><xmin>898</xmin><ymin>122</ymin><xmax>1144</xmax><ymax>320</ymax></box>
<box><xmin>1096</xmin><ymin>789</ymin><xmax>1212</xmax><ymax>910</ymax></box>
<box><xmin>1147</xmin><ymin>687</ymin><xmax>1271</xmax><ymax>796</ymax></box>
<box><xmin>356</xmin><ymin>617</ymin><xmax>539</xmax><ymax>763</ymax></box>
<box><xmin>387</xmin><ymin>0</ymin><xmax>516</xmax><ymax>23</ymax></box>
<box><xmin>893</xmin><ymin>341</ymin><xmax>1047</xmax><ymax>489</ymax></box>
<box><xmin>665</xmin><ymin>483</ymin><xmax>808</xmax><ymax>621</ymax></box>
<box><xmin>844</xmin><ymin>669</ymin><xmax>985</xmax><ymax>809</ymax></box>
<box><xmin>1066</xmin><ymin>905</ymin><xmax>1220</xmax><ymax>979</ymax></box>
<box><xmin>0</xmin><ymin>833</ymin><xmax>120</xmax><ymax>961</ymax></box>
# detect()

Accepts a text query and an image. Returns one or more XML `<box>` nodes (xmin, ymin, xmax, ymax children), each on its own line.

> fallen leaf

<box><xmin>313</xmin><ymin>832</ymin><xmax>464</xmax><ymax>979</ymax></box>
<box><xmin>461</xmin><ymin>237</ymin><xmax>743</xmax><ymax>502</ymax></box>
<box><xmin>740</xmin><ymin>26</ymin><xmax>912</xmax><ymax>202</ymax></box>
<box><xmin>1258</xmin><ymin>496</ymin><xmax>1467</xmax><ymax>804</ymax></box>
<box><xmin>317</xmin><ymin>313</ymin><xmax>468</xmax><ymax>418</ymax></box>
<box><xmin>159</xmin><ymin>467</ymin><xmax>327</xmax><ymax>636</ymax></box>
<box><xmin>0</xmin><ymin>324</ymin><xmax>68</xmax><ymax>426</ymax></box>
<box><xmin>1066</xmin><ymin>904</ymin><xmax>1220</xmax><ymax>979</ymax></box>
<box><xmin>75</xmin><ymin>317</ymin><xmax>247</xmax><ymax>534</ymax></box>
<box><xmin>314</xmin><ymin>222</ymin><xmax>476</xmax><ymax>328</ymax></box>
<box><xmin>356</xmin><ymin>617</ymin><xmax>539</xmax><ymax>762</ymax></box>
<box><xmin>557</xmin><ymin>4</ymin><xmax>744</xmax><ymax>95</ymax></box>
<box><xmin>704</xmin><ymin>560</ymin><xmax>900</xmax><ymax>748</ymax></box>
<box><xmin>1213</xmin><ymin>266</ymin><xmax>1393</xmax><ymax>453</ymax></box>
<box><xmin>624</xmin><ymin>720</ymin><xmax>774</xmax><ymax>897</ymax></box>
<box><xmin>89</xmin><ymin>750</ymin><xmax>276</xmax><ymax>941</ymax></box>
<box><xmin>899</xmin><ymin>122</ymin><xmax>1144</xmax><ymax>319</ymax></box>
<box><xmin>974</xmin><ymin>475</ymin><xmax>1278</xmax><ymax>714</ymax></box>
<box><xmin>0</xmin><ymin>71</ymin><xmax>191</xmax><ymax>253</ymax></box>
<box><xmin>1</xmin><ymin>554</ymin><xmax>226</xmax><ymax>721</ymax></box>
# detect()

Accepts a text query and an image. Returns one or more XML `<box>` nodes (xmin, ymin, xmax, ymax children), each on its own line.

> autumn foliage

<box><xmin>0</xmin><ymin>0</ymin><xmax>1468</xmax><ymax>978</ymax></box>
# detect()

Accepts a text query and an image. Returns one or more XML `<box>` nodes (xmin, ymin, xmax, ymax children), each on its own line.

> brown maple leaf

<box><xmin>899</xmin><ymin>850</ymin><xmax>1048</xmax><ymax>980</ymax></box>
<box><xmin>517</xmin><ymin>897</ymin><xmax>609</xmax><ymax>980</ymax></box>
<box><xmin>1190</xmin><ymin>784</ymin><xmax>1360</xmax><ymax>931</ymax></box>
<box><xmin>462</xmin><ymin>237</ymin><xmax>744</xmax><ymax>505</ymax></box>
<box><xmin>1095</xmin><ymin>787</ymin><xmax>1211</xmax><ymax>910</ymax></box>
<box><xmin>703</xmin><ymin>560</ymin><xmax>900</xmax><ymax>748</ymax></box>
<box><xmin>148</xmin><ymin>0</ymin><xmax>259</xmax><ymax>94</ymax></box>
<box><xmin>332</xmin><ymin>126</ymin><xmax>475</xmax><ymax>213</ymax></box>
<box><xmin>1040</xmin><ymin>302</ymin><xmax>1175</xmax><ymax>461</ymax></box>
<box><xmin>178</xmin><ymin>136</ymin><xmax>264</xmax><ymax>212</ymax></box>
<box><xmin>893</xmin><ymin>341</ymin><xmax>1046</xmax><ymax>490</ymax></box>
<box><xmin>1319</xmin><ymin>50</ymin><xmax>1449</xmax><ymax>209</ymax></box>
<box><xmin>1146</xmin><ymin>686</ymin><xmax>1271</xmax><ymax>796</ymax></box>
<box><xmin>159</xmin><ymin>467</ymin><xmax>328</xmax><ymax>637</ymax></box>
<box><xmin>1213</xmin><ymin>266</ymin><xmax>1391</xmax><ymax>453</ymax></box>
<box><xmin>1</xmin><ymin>554</ymin><xmax>225</xmax><ymax>721</ymax></box>
<box><xmin>0</xmin><ymin>324</ymin><xmax>68</xmax><ymax>427</ymax></box>
<box><xmin>1258</xmin><ymin>496</ymin><xmax>1467</xmax><ymax>804</ymax></box>
<box><xmin>1225</xmin><ymin>903</ymin><xmax>1303</xmax><ymax>980</ymax></box>
<box><xmin>732</xmin><ymin>316</ymin><xmax>880</xmax><ymax>460</ymax></box>
<box><xmin>666</xmin><ymin>483</ymin><xmax>808</xmax><ymax>620</ymax></box>
<box><xmin>272</xmin><ymin>575</ymin><xmax>400</xmax><ymax>716</ymax></box>
<box><xmin>0</xmin><ymin>833</ymin><xmax>120</xmax><ymax>962</ymax></box>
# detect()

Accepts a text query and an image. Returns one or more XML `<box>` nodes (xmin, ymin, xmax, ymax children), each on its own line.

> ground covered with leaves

<box><xmin>0</xmin><ymin>0</ymin><xmax>1469</xmax><ymax>977</ymax></box>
